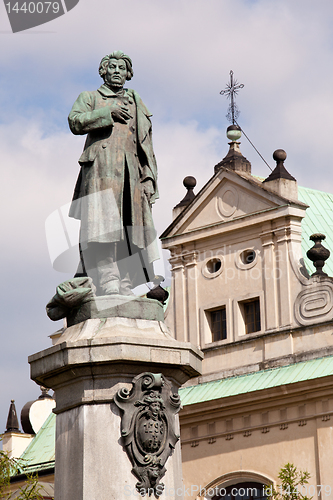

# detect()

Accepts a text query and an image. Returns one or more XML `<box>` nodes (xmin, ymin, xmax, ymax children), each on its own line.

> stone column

<box><xmin>169</xmin><ymin>251</ymin><xmax>187</xmax><ymax>342</ymax></box>
<box><xmin>29</xmin><ymin>315</ymin><xmax>202</xmax><ymax>500</ymax></box>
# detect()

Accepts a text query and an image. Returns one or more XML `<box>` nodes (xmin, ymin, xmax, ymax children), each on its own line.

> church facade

<box><xmin>161</xmin><ymin>133</ymin><xmax>333</xmax><ymax>498</ymax></box>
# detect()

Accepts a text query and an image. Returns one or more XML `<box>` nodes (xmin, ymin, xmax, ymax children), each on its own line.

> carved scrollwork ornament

<box><xmin>114</xmin><ymin>372</ymin><xmax>181</xmax><ymax>497</ymax></box>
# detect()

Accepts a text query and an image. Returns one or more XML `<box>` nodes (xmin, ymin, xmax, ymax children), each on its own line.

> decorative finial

<box><xmin>183</xmin><ymin>176</ymin><xmax>196</xmax><ymax>191</ymax></box>
<box><xmin>5</xmin><ymin>399</ymin><xmax>20</xmax><ymax>433</ymax></box>
<box><xmin>38</xmin><ymin>386</ymin><xmax>53</xmax><ymax>400</ymax></box>
<box><xmin>307</xmin><ymin>234</ymin><xmax>330</xmax><ymax>277</ymax></box>
<box><xmin>226</xmin><ymin>124</ymin><xmax>242</xmax><ymax>142</ymax></box>
<box><xmin>273</xmin><ymin>149</ymin><xmax>287</xmax><ymax>163</ymax></box>
<box><xmin>174</xmin><ymin>176</ymin><xmax>197</xmax><ymax>208</ymax></box>
<box><xmin>220</xmin><ymin>70</ymin><xmax>244</xmax><ymax>125</ymax></box>
<box><xmin>263</xmin><ymin>149</ymin><xmax>296</xmax><ymax>182</ymax></box>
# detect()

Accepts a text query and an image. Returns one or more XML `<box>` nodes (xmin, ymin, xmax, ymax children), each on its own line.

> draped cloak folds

<box><xmin>68</xmin><ymin>84</ymin><xmax>159</xmax><ymax>279</ymax></box>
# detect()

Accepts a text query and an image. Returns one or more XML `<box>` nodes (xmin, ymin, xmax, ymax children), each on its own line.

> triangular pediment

<box><xmin>161</xmin><ymin>168</ymin><xmax>306</xmax><ymax>239</ymax></box>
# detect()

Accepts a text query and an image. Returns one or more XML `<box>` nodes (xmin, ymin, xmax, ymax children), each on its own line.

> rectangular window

<box><xmin>243</xmin><ymin>299</ymin><xmax>261</xmax><ymax>334</ymax></box>
<box><xmin>210</xmin><ymin>307</ymin><xmax>227</xmax><ymax>341</ymax></box>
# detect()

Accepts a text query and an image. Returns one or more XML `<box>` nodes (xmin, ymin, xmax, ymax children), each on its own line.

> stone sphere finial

<box><xmin>174</xmin><ymin>176</ymin><xmax>197</xmax><ymax>209</ymax></box>
<box><xmin>307</xmin><ymin>233</ymin><xmax>330</xmax><ymax>277</ymax></box>
<box><xmin>263</xmin><ymin>148</ymin><xmax>295</xmax><ymax>183</ymax></box>
<box><xmin>183</xmin><ymin>176</ymin><xmax>196</xmax><ymax>190</ymax></box>
<box><xmin>273</xmin><ymin>149</ymin><xmax>287</xmax><ymax>162</ymax></box>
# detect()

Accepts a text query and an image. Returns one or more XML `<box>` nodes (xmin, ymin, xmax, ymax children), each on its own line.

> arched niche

<box><xmin>197</xmin><ymin>471</ymin><xmax>274</xmax><ymax>500</ymax></box>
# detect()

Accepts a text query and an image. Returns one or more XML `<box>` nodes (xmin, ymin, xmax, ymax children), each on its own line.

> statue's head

<box><xmin>99</xmin><ymin>51</ymin><xmax>133</xmax><ymax>88</ymax></box>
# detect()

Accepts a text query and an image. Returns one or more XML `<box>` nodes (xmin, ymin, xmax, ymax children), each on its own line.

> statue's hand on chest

<box><xmin>108</xmin><ymin>100</ymin><xmax>133</xmax><ymax>124</ymax></box>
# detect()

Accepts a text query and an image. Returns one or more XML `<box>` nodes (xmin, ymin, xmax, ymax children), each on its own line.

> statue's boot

<box><xmin>99</xmin><ymin>262</ymin><xmax>121</xmax><ymax>295</ymax></box>
<box><xmin>101</xmin><ymin>279</ymin><xmax>120</xmax><ymax>295</ymax></box>
<box><xmin>119</xmin><ymin>273</ymin><xmax>134</xmax><ymax>296</ymax></box>
<box><xmin>81</xmin><ymin>242</ymin><xmax>121</xmax><ymax>295</ymax></box>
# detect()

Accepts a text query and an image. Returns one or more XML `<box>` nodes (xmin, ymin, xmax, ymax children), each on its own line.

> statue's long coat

<box><xmin>68</xmin><ymin>84</ymin><xmax>159</xmax><ymax>264</ymax></box>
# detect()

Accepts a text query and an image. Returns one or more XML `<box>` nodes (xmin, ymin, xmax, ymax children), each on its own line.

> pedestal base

<box><xmin>55</xmin><ymin>403</ymin><xmax>184</xmax><ymax>500</ymax></box>
<box><xmin>29</xmin><ymin>318</ymin><xmax>203</xmax><ymax>500</ymax></box>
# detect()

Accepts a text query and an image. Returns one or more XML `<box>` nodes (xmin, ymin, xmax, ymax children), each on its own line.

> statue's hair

<box><xmin>99</xmin><ymin>51</ymin><xmax>133</xmax><ymax>81</ymax></box>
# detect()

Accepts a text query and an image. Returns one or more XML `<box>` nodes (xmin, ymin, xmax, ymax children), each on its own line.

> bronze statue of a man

<box><xmin>68</xmin><ymin>51</ymin><xmax>159</xmax><ymax>296</ymax></box>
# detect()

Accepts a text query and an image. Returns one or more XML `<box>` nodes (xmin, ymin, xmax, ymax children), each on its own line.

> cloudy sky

<box><xmin>1</xmin><ymin>0</ymin><xmax>333</xmax><ymax>431</ymax></box>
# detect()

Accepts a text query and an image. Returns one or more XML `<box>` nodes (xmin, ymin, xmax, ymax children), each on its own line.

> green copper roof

<box><xmin>298</xmin><ymin>185</ymin><xmax>333</xmax><ymax>277</ymax></box>
<box><xmin>18</xmin><ymin>412</ymin><xmax>55</xmax><ymax>474</ymax></box>
<box><xmin>250</xmin><ymin>180</ymin><xmax>333</xmax><ymax>276</ymax></box>
<box><xmin>179</xmin><ymin>355</ymin><xmax>333</xmax><ymax>406</ymax></box>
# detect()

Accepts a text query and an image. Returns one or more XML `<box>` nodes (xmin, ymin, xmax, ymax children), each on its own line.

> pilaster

<box><xmin>183</xmin><ymin>251</ymin><xmax>199</xmax><ymax>347</ymax></box>
<box><xmin>169</xmin><ymin>250</ymin><xmax>187</xmax><ymax>342</ymax></box>
<box><xmin>275</xmin><ymin>225</ymin><xmax>293</xmax><ymax>327</ymax></box>
<box><xmin>260</xmin><ymin>224</ymin><xmax>278</xmax><ymax>331</ymax></box>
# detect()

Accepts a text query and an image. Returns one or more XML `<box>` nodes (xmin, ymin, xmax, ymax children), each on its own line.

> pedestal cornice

<box><xmin>29</xmin><ymin>317</ymin><xmax>203</xmax><ymax>414</ymax></box>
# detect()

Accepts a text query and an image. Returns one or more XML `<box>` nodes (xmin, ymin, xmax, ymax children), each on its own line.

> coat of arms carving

<box><xmin>114</xmin><ymin>372</ymin><xmax>181</xmax><ymax>497</ymax></box>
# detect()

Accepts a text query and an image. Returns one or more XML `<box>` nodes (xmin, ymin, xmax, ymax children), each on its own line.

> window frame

<box><xmin>234</xmin><ymin>293</ymin><xmax>264</xmax><ymax>339</ymax></box>
<box><xmin>210</xmin><ymin>306</ymin><xmax>227</xmax><ymax>342</ymax></box>
<box><xmin>201</xmin><ymin>299</ymin><xmax>232</xmax><ymax>347</ymax></box>
<box><xmin>243</xmin><ymin>298</ymin><xmax>261</xmax><ymax>334</ymax></box>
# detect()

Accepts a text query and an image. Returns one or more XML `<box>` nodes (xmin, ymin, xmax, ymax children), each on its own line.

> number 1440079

<box><xmin>5</xmin><ymin>2</ymin><xmax>60</xmax><ymax>14</ymax></box>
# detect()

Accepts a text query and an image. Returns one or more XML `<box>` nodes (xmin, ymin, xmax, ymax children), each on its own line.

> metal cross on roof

<box><xmin>220</xmin><ymin>70</ymin><xmax>244</xmax><ymax>125</ymax></box>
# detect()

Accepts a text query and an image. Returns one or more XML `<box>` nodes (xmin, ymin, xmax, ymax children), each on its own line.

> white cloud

<box><xmin>153</xmin><ymin>120</ymin><xmax>222</xmax><ymax>233</ymax></box>
<box><xmin>0</xmin><ymin>119</ymin><xmax>82</xmax><ymax>263</ymax></box>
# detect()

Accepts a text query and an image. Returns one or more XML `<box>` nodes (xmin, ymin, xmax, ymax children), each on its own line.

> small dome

<box><xmin>21</xmin><ymin>388</ymin><xmax>55</xmax><ymax>435</ymax></box>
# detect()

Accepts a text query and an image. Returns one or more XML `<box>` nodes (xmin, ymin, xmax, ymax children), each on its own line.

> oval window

<box><xmin>206</xmin><ymin>258</ymin><xmax>222</xmax><ymax>274</ymax></box>
<box><xmin>240</xmin><ymin>250</ymin><xmax>256</xmax><ymax>265</ymax></box>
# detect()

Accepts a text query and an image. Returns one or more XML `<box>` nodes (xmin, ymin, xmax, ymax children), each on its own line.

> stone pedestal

<box><xmin>29</xmin><ymin>316</ymin><xmax>203</xmax><ymax>500</ymax></box>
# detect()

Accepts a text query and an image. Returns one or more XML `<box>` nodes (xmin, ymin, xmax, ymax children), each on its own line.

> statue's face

<box><xmin>105</xmin><ymin>58</ymin><xmax>127</xmax><ymax>88</ymax></box>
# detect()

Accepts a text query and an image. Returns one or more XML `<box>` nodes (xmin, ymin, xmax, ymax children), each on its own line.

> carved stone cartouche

<box><xmin>114</xmin><ymin>372</ymin><xmax>181</xmax><ymax>497</ymax></box>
